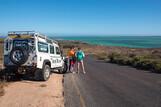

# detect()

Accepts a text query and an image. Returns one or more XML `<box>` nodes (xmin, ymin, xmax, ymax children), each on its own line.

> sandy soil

<box><xmin>0</xmin><ymin>74</ymin><xmax>64</xmax><ymax>107</ymax></box>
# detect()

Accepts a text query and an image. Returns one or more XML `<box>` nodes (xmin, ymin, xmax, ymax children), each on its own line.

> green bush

<box><xmin>96</xmin><ymin>52</ymin><xmax>108</xmax><ymax>60</ymax></box>
<box><xmin>108</xmin><ymin>52</ymin><xmax>121</xmax><ymax>62</ymax></box>
<box><xmin>131</xmin><ymin>56</ymin><xmax>144</xmax><ymax>67</ymax></box>
<box><xmin>151</xmin><ymin>61</ymin><xmax>161</xmax><ymax>73</ymax></box>
<box><xmin>108</xmin><ymin>53</ymin><xmax>161</xmax><ymax>73</ymax></box>
<box><xmin>140</xmin><ymin>60</ymin><xmax>154</xmax><ymax>70</ymax></box>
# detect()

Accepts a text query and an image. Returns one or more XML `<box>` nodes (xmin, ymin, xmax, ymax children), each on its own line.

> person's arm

<box><xmin>82</xmin><ymin>51</ymin><xmax>85</xmax><ymax>58</ymax></box>
<box><xmin>75</xmin><ymin>52</ymin><xmax>77</xmax><ymax>57</ymax></box>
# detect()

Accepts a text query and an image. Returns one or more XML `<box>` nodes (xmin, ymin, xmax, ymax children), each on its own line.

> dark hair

<box><xmin>70</xmin><ymin>46</ymin><xmax>74</xmax><ymax>49</ymax></box>
<box><xmin>78</xmin><ymin>47</ymin><xmax>81</xmax><ymax>50</ymax></box>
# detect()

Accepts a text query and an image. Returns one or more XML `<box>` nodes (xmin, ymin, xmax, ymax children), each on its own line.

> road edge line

<box><xmin>72</xmin><ymin>74</ymin><xmax>86</xmax><ymax>107</ymax></box>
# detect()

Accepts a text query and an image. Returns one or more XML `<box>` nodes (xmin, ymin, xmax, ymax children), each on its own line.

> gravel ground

<box><xmin>0</xmin><ymin>73</ymin><xmax>64</xmax><ymax>107</ymax></box>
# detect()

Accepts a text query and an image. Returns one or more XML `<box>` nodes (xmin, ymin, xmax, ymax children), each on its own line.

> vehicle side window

<box><xmin>5</xmin><ymin>41</ymin><xmax>8</xmax><ymax>51</ymax></box>
<box><xmin>38</xmin><ymin>42</ymin><xmax>48</xmax><ymax>53</ymax></box>
<box><xmin>56</xmin><ymin>47</ymin><xmax>60</xmax><ymax>55</ymax></box>
<box><xmin>50</xmin><ymin>45</ymin><xmax>55</xmax><ymax>54</ymax></box>
<box><xmin>5</xmin><ymin>40</ymin><xmax>12</xmax><ymax>51</ymax></box>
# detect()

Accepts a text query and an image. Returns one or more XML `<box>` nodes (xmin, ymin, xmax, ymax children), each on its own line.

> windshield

<box><xmin>13</xmin><ymin>40</ymin><xmax>28</xmax><ymax>50</ymax></box>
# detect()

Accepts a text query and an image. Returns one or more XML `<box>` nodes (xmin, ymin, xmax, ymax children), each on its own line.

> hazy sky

<box><xmin>0</xmin><ymin>0</ymin><xmax>161</xmax><ymax>36</ymax></box>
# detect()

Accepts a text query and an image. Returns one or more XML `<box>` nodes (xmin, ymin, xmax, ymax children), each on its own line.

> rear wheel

<box><xmin>34</xmin><ymin>65</ymin><xmax>51</xmax><ymax>81</ymax></box>
<box><xmin>42</xmin><ymin>65</ymin><xmax>51</xmax><ymax>81</ymax></box>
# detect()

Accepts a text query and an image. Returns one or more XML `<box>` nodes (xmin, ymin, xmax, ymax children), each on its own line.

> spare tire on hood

<box><xmin>10</xmin><ymin>47</ymin><xmax>29</xmax><ymax>66</ymax></box>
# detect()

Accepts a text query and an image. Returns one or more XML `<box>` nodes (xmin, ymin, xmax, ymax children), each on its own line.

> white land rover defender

<box><xmin>4</xmin><ymin>31</ymin><xmax>67</xmax><ymax>81</ymax></box>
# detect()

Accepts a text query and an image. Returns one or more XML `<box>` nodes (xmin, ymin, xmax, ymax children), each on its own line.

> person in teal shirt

<box><xmin>75</xmin><ymin>47</ymin><xmax>86</xmax><ymax>74</ymax></box>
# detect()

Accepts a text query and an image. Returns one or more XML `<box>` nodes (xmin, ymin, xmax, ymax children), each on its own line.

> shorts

<box><xmin>77</xmin><ymin>59</ymin><xmax>83</xmax><ymax>63</ymax></box>
<box><xmin>69</xmin><ymin>57</ymin><xmax>76</xmax><ymax>65</ymax></box>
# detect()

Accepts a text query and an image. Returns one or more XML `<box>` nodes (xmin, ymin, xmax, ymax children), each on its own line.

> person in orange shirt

<box><xmin>67</xmin><ymin>46</ymin><xmax>76</xmax><ymax>73</ymax></box>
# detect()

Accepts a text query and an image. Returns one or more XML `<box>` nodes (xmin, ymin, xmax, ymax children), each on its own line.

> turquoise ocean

<box><xmin>53</xmin><ymin>36</ymin><xmax>161</xmax><ymax>48</ymax></box>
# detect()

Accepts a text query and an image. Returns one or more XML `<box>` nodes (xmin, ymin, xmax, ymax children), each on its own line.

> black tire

<box><xmin>34</xmin><ymin>69</ymin><xmax>41</xmax><ymax>81</ymax></box>
<box><xmin>3</xmin><ymin>67</ymin><xmax>19</xmax><ymax>81</ymax></box>
<box><xmin>34</xmin><ymin>65</ymin><xmax>51</xmax><ymax>81</ymax></box>
<box><xmin>10</xmin><ymin>47</ymin><xmax>28</xmax><ymax>65</ymax></box>
<box><xmin>59</xmin><ymin>62</ymin><xmax>68</xmax><ymax>74</ymax></box>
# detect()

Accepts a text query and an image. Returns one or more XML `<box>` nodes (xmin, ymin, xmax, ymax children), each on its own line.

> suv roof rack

<box><xmin>36</xmin><ymin>33</ymin><xmax>58</xmax><ymax>44</ymax></box>
<box><xmin>8</xmin><ymin>31</ymin><xmax>58</xmax><ymax>44</ymax></box>
<box><xmin>8</xmin><ymin>31</ymin><xmax>35</xmax><ymax>35</ymax></box>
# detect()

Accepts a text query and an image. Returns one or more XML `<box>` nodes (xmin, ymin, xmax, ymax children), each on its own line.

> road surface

<box><xmin>64</xmin><ymin>55</ymin><xmax>161</xmax><ymax>107</ymax></box>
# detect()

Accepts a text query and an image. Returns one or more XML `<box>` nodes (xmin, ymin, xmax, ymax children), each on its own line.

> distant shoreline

<box><xmin>54</xmin><ymin>36</ymin><xmax>161</xmax><ymax>49</ymax></box>
<box><xmin>1</xmin><ymin>35</ymin><xmax>161</xmax><ymax>48</ymax></box>
<box><xmin>58</xmin><ymin>39</ymin><xmax>161</xmax><ymax>50</ymax></box>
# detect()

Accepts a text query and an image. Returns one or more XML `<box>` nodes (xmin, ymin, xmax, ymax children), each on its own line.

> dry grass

<box><xmin>0</xmin><ymin>81</ymin><xmax>6</xmax><ymax>96</ymax></box>
<box><xmin>0</xmin><ymin>38</ymin><xmax>5</xmax><ymax>97</ymax></box>
<box><xmin>39</xmin><ymin>84</ymin><xmax>47</xmax><ymax>87</ymax></box>
<box><xmin>0</xmin><ymin>39</ymin><xmax>3</xmax><ymax>64</ymax></box>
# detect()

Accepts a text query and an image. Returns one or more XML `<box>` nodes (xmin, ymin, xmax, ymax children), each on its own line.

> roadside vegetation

<box><xmin>0</xmin><ymin>42</ymin><xmax>3</xmax><ymax>64</ymax></box>
<box><xmin>0</xmin><ymin>38</ymin><xmax>5</xmax><ymax>96</ymax></box>
<box><xmin>94</xmin><ymin>52</ymin><xmax>108</xmax><ymax>60</ymax></box>
<box><xmin>0</xmin><ymin>81</ymin><xmax>7</xmax><ymax>96</ymax></box>
<box><xmin>0</xmin><ymin>38</ymin><xmax>4</xmax><ymax>65</ymax></box>
<box><xmin>96</xmin><ymin>51</ymin><xmax>161</xmax><ymax>73</ymax></box>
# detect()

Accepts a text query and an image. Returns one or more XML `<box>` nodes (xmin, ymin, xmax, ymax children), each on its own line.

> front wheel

<box><xmin>59</xmin><ymin>62</ymin><xmax>68</xmax><ymax>74</ymax></box>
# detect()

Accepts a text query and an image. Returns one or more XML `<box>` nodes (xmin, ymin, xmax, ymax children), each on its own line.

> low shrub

<box><xmin>151</xmin><ymin>61</ymin><xmax>161</xmax><ymax>73</ymax></box>
<box><xmin>131</xmin><ymin>56</ymin><xmax>145</xmax><ymax>68</ymax></box>
<box><xmin>108</xmin><ymin>52</ymin><xmax>121</xmax><ymax>62</ymax></box>
<box><xmin>95</xmin><ymin>52</ymin><xmax>108</xmax><ymax>60</ymax></box>
<box><xmin>108</xmin><ymin>53</ymin><xmax>161</xmax><ymax>73</ymax></box>
<box><xmin>108</xmin><ymin>52</ymin><xmax>132</xmax><ymax>65</ymax></box>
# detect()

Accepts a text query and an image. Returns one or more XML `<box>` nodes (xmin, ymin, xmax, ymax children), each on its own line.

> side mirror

<box><xmin>60</xmin><ymin>50</ymin><xmax>63</xmax><ymax>57</ymax></box>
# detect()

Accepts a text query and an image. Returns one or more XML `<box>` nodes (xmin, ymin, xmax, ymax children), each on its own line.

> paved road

<box><xmin>64</xmin><ymin>56</ymin><xmax>161</xmax><ymax>107</ymax></box>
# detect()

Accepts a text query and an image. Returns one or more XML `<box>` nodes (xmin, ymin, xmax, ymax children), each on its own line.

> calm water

<box><xmin>53</xmin><ymin>36</ymin><xmax>161</xmax><ymax>48</ymax></box>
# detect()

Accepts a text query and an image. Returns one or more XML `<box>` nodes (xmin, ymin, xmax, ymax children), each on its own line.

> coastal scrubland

<box><xmin>58</xmin><ymin>40</ymin><xmax>161</xmax><ymax>73</ymax></box>
<box><xmin>0</xmin><ymin>39</ymin><xmax>161</xmax><ymax>97</ymax></box>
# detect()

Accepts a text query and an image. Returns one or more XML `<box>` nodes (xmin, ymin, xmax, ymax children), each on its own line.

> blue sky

<box><xmin>0</xmin><ymin>0</ymin><xmax>161</xmax><ymax>36</ymax></box>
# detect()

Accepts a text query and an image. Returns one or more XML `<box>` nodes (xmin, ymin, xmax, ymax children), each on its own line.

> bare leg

<box><xmin>68</xmin><ymin>58</ymin><xmax>70</xmax><ymax>72</ymax></box>
<box><xmin>73</xmin><ymin>63</ymin><xmax>76</xmax><ymax>73</ymax></box>
<box><xmin>71</xmin><ymin>65</ymin><xmax>74</xmax><ymax>73</ymax></box>
<box><xmin>71</xmin><ymin>63</ymin><xmax>76</xmax><ymax>73</ymax></box>
<box><xmin>77</xmin><ymin>62</ymin><xmax>80</xmax><ymax>74</ymax></box>
<box><xmin>81</xmin><ymin>60</ymin><xmax>86</xmax><ymax>74</ymax></box>
<box><xmin>69</xmin><ymin>59</ymin><xmax>72</xmax><ymax>72</ymax></box>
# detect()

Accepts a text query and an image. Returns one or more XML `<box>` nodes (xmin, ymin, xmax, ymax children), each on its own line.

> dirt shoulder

<box><xmin>0</xmin><ymin>74</ymin><xmax>64</xmax><ymax>107</ymax></box>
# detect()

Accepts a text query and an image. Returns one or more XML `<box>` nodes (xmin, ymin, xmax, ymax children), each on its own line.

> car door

<box><xmin>49</xmin><ymin>45</ymin><xmax>57</xmax><ymax>68</ymax></box>
<box><xmin>55</xmin><ymin>46</ymin><xmax>63</xmax><ymax>67</ymax></box>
